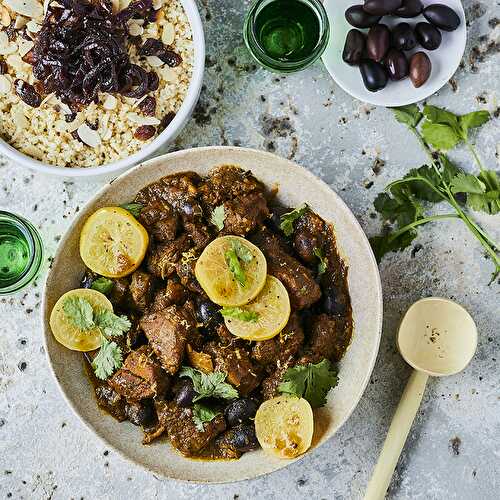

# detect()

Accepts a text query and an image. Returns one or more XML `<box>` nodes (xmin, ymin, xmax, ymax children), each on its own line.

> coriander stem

<box><xmin>410</xmin><ymin>127</ymin><xmax>438</xmax><ymax>167</ymax></box>
<box><xmin>386</xmin><ymin>176</ymin><xmax>447</xmax><ymax>200</ymax></box>
<box><xmin>465</xmin><ymin>139</ymin><xmax>486</xmax><ymax>172</ymax></box>
<box><xmin>387</xmin><ymin>214</ymin><xmax>459</xmax><ymax>242</ymax></box>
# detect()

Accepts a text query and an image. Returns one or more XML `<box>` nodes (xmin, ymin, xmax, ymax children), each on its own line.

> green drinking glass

<box><xmin>0</xmin><ymin>211</ymin><xmax>43</xmax><ymax>295</ymax></box>
<box><xmin>243</xmin><ymin>0</ymin><xmax>330</xmax><ymax>73</ymax></box>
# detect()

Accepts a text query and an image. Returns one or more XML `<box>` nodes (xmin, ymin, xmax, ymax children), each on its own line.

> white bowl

<box><xmin>42</xmin><ymin>146</ymin><xmax>383</xmax><ymax>483</ymax></box>
<box><xmin>322</xmin><ymin>0</ymin><xmax>466</xmax><ymax>107</ymax></box>
<box><xmin>0</xmin><ymin>0</ymin><xmax>205</xmax><ymax>179</ymax></box>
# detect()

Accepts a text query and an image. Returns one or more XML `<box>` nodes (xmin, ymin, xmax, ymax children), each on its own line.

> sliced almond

<box><xmin>128</xmin><ymin>22</ymin><xmax>143</xmax><ymax>37</ymax></box>
<box><xmin>77</xmin><ymin>123</ymin><xmax>101</xmax><ymax>148</ymax></box>
<box><xmin>26</xmin><ymin>19</ymin><xmax>41</xmax><ymax>32</ymax></box>
<box><xmin>146</xmin><ymin>55</ymin><xmax>163</xmax><ymax>67</ymax></box>
<box><xmin>102</xmin><ymin>94</ymin><xmax>117</xmax><ymax>110</ymax></box>
<box><xmin>0</xmin><ymin>74</ymin><xmax>12</xmax><ymax>94</ymax></box>
<box><xmin>110</xmin><ymin>0</ymin><xmax>119</xmax><ymax>13</ymax></box>
<box><xmin>40</xmin><ymin>92</ymin><xmax>54</xmax><ymax>106</ymax></box>
<box><xmin>12</xmin><ymin>106</ymin><xmax>29</xmax><ymax>129</ymax></box>
<box><xmin>0</xmin><ymin>31</ymin><xmax>9</xmax><ymax>50</ymax></box>
<box><xmin>119</xmin><ymin>0</ymin><xmax>131</xmax><ymax>10</ymax></box>
<box><xmin>159</xmin><ymin>66</ymin><xmax>176</xmax><ymax>82</ymax></box>
<box><xmin>65</xmin><ymin>112</ymin><xmax>85</xmax><ymax>132</ymax></box>
<box><xmin>152</xmin><ymin>0</ymin><xmax>162</xmax><ymax>9</ymax></box>
<box><xmin>1</xmin><ymin>6</ymin><xmax>11</xmax><ymax>27</ymax></box>
<box><xmin>3</xmin><ymin>0</ymin><xmax>43</xmax><ymax>19</ymax></box>
<box><xmin>127</xmin><ymin>112</ymin><xmax>160</xmax><ymax>126</ymax></box>
<box><xmin>6</xmin><ymin>54</ymin><xmax>26</xmax><ymax>72</ymax></box>
<box><xmin>0</xmin><ymin>42</ymin><xmax>18</xmax><ymax>56</ymax></box>
<box><xmin>18</xmin><ymin>38</ymin><xmax>34</xmax><ymax>57</ymax></box>
<box><xmin>162</xmin><ymin>22</ymin><xmax>174</xmax><ymax>45</ymax></box>
<box><xmin>14</xmin><ymin>15</ymin><xmax>29</xmax><ymax>29</ymax></box>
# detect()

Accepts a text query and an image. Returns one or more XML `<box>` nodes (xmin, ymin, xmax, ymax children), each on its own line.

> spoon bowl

<box><xmin>397</xmin><ymin>297</ymin><xmax>478</xmax><ymax>376</ymax></box>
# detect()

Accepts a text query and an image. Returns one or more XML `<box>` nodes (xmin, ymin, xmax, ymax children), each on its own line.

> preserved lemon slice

<box><xmin>255</xmin><ymin>395</ymin><xmax>314</xmax><ymax>459</ymax></box>
<box><xmin>195</xmin><ymin>236</ymin><xmax>267</xmax><ymax>307</ymax></box>
<box><xmin>79</xmin><ymin>206</ymin><xmax>149</xmax><ymax>278</ymax></box>
<box><xmin>49</xmin><ymin>288</ymin><xmax>112</xmax><ymax>351</ymax></box>
<box><xmin>223</xmin><ymin>275</ymin><xmax>290</xmax><ymax>341</ymax></box>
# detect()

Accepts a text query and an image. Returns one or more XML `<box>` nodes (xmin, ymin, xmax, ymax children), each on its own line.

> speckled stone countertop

<box><xmin>1</xmin><ymin>1</ymin><xmax>499</xmax><ymax>499</ymax></box>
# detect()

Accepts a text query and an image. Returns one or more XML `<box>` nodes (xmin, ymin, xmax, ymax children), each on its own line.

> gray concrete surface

<box><xmin>0</xmin><ymin>0</ymin><xmax>499</xmax><ymax>499</ymax></box>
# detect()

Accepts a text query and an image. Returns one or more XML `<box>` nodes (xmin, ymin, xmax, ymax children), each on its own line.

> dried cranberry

<box><xmin>134</xmin><ymin>125</ymin><xmax>156</xmax><ymax>140</ymax></box>
<box><xmin>15</xmin><ymin>80</ymin><xmax>42</xmax><ymax>108</ymax></box>
<box><xmin>147</xmin><ymin>71</ymin><xmax>159</xmax><ymax>91</ymax></box>
<box><xmin>160</xmin><ymin>111</ymin><xmax>175</xmax><ymax>130</ymax></box>
<box><xmin>33</xmin><ymin>81</ymin><xmax>45</xmax><ymax>96</ymax></box>
<box><xmin>22</xmin><ymin>50</ymin><xmax>36</xmax><ymax>65</ymax></box>
<box><xmin>138</xmin><ymin>95</ymin><xmax>156</xmax><ymax>116</ymax></box>
<box><xmin>0</xmin><ymin>60</ymin><xmax>7</xmax><ymax>75</ymax></box>
<box><xmin>138</xmin><ymin>38</ymin><xmax>182</xmax><ymax>67</ymax></box>
<box><xmin>161</xmin><ymin>50</ymin><xmax>182</xmax><ymax>67</ymax></box>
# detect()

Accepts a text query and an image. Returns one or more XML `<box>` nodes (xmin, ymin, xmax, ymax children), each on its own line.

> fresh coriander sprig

<box><xmin>192</xmin><ymin>403</ymin><xmax>220</xmax><ymax>431</ymax></box>
<box><xmin>279</xmin><ymin>204</ymin><xmax>309</xmax><ymax>236</ymax></box>
<box><xmin>224</xmin><ymin>240</ymin><xmax>253</xmax><ymax>287</ymax></box>
<box><xmin>313</xmin><ymin>247</ymin><xmax>327</xmax><ymax>275</ymax></box>
<box><xmin>370</xmin><ymin>104</ymin><xmax>499</xmax><ymax>283</ymax></box>
<box><xmin>120</xmin><ymin>202</ymin><xmax>143</xmax><ymax>218</ymax></box>
<box><xmin>90</xmin><ymin>277</ymin><xmax>114</xmax><ymax>295</ymax></box>
<box><xmin>179</xmin><ymin>366</ymin><xmax>239</xmax><ymax>402</ymax></box>
<box><xmin>220</xmin><ymin>306</ymin><xmax>259</xmax><ymax>322</ymax></box>
<box><xmin>210</xmin><ymin>205</ymin><xmax>225</xmax><ymax>231</ymax></box>
<box><xmin>63</xmin><ymin>296</ymin><xmax>131</xmax><ymax>379</ymax></box>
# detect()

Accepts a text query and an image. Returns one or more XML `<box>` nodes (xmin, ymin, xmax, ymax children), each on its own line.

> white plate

<box><xmin>321</xmin><ymin>0</ymin><xmax>466</xmax><ymax>107</ymax></box>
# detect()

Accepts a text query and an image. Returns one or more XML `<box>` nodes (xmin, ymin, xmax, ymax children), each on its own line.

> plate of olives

<box><xmin>321</xmin><ymin>0</ymin><xmax>466</xmax><ymax>106</ymax></box>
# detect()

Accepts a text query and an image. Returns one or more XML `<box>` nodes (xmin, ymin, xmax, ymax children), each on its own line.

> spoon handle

<box><xmin>364</xmin><ymin>370</ymin><xmax>429</xmax><ymax>500</ymax></box>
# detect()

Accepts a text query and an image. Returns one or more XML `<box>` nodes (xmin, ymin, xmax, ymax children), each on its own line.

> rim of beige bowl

<box><xmin>41</xmin><ymin>146</ymin><xmax>383</xmax><ymax>483</ymax></box>
<box><xmin>0</xmin><ymin>0</ymin><xmax>205</xmax><ymax>178</ymax></box>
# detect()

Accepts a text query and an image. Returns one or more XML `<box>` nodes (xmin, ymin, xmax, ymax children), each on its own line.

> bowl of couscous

<box><xmin>0</xmin><ymin>0</ymin><xmax>204</xmax><ymax>178</ymax></box>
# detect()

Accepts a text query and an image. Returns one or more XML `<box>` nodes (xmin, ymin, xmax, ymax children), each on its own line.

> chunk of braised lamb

<box><xmin>252</xmin><ymin>313</ymin><xmax>304</xmax><ymax>366</ymax></box>
<box><xmin>198</xmin><ymin>165</ymin><xmax>265</xmax><ymax>210</ymax></box>
<box><xmin>293</xmin><ymin>210</ymin><xmax>327</xmax><ymax>264</ymax></box>
<box><xmin>214</xmin><ymin>324</ymin><xmax>234</xmax><ymax>344</ymax></box>
<box><xmin>208</xmin><ymin>343</ymin><xmax>262</xmax><ymax>396</ymax></box>
<box><xmin>213</xmin><ymin>424</ymin><xmax>259</xmax><ymax>459</ymax></box>
<box><xmin>94</xmin><ymin>384</ymin><xmax>127</xmax><ymax>421</ymax></box>
<box><xmin>183</xmin><ymin>219</ymin><xmax>212</xmax><ymax>249</ymax></box>
<box><xmin>135</xmin><ymin>172</ymin><xmax>202</xmax><ymax>220</ymax></box>
<box><xmin>298</xmin><ymin>314</ymin><xmax>348</xmax><ymax>364</ymax></box>
<box><xmin>260</xmin><ymin>356</ymin><xmax>295</xmax><ymax>400</ymax></box>
<box><xmin>129</xmin><ymin>271</ymin><xmax>153</xmax><ymax>311</ymax></box>
<box><xmin>109</xmin><ymin>277</ymin><xmax>130</xmax><ymax>308</ymax></box>
<box><xmin>251</xmin><ymin>228</ymin><xmax>321</xmax><ymax>310</ymax></box>
<box><xmin>221</xmin><ymin>192</ymin><xmax>269</xmax><ymax>236</ymax></box>
<box><xmin>147</xmin><ymin>234</ymin><xmax>191</xmax><ymax>279</ymax></box>
<box><xmin>113</xmin><ymin>316</ymin><xmax>143</xmax><ymax>355</ymax></box>
<box><xmin>138</xmin><ymin>201</ymin><xmax>178</xmax><ymax>242</ymax></box>
<box><xmin>175</xmin><ymin>257</ymin><xmax>204</xmax><ymax>294</ymax></box>
<box><xmin>149</xmin><ymin>280</ymin><xmax>188</xmax><ymax>311</ymax></box>
<box><xmin>109</xmin><ymin>346</ymin><xmax>169</xmax><ymax>402</ymax></box>
<box><xmin>157</xmin><ymin>400</ymin><xmax>226</xmax><ymax>456</ymax></box>
<box><xmin>140</xmin><ymin>305</ymin><xmax>196</xmax><ymax>374</ymax></box>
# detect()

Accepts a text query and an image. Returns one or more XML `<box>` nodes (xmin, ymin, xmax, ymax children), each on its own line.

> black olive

<box><xmin>360</xmin><ymin>59</ymin><xmax>388</xmax><ymax>92</ymax></box>
<box><xmin>393</xmin><ymin>0</ymin><xmax>422</xmax><ymax>18</ymax></box>
<box><xmin>125</xmin><ymin>401</ymin><xmax>153</xmax><ymax>426</ymax></box>
<box><xmin>80</xmin><ymin>269</ymin><xmax>97</xmax><ymax>288</ymax></box>
<box><xmin>174</xmin><ymin>379</ymin><xmax>196</xmax><ymax>407</ymax></box>
<box><xmin>196</xmin><ymin>298</ymin><xmax>221</xmax><ymax>329</ymax></box>
<box><xmin>363</xmin><ymin>0</ymin><xmax>403</xmax><ymax>16</ymax></box>
<box><xmin>345</xmin><ymin>5</ymin><xmax>381</xmax><ymax>28</ymax></box>
<box><xmin>383</xmin><ymin>48</ymin><xmax>408</xmax><ymax>80</ymax></box>
<box><xmin>322</xmin><ymin>286</ymin><xmax>348</xmax><ymax>315</ymax></box>
<box><xmin>343</xmin><ymin>29</ymin><xmax>366</xmax><ymax>66</ymax></box>
<box><xmin>367</xmin><ymin>24</ymin><xmax>390</xmax><ymax>62</ymax></box>
<box><xmin>409</xmin><ymin>51</ymin><xmax>431</xmax><ymax>87</ymax></box>
<box><xmin>423</xmin><ymin>4</ymin><xmax>460</xmax><ymax>31</ymax></box>
<box><xmin>415</xmin><ymin>22</ymin><xmax>442</xmax><ymax>50</ymax></box>
<box><xmin>226</xmin><ymin>424</ymin><xmax>259</xmax><ymax>452</ymax></box>
<box><xmin>391</xmin><ymin>22</ymin><xmax>417</xmax><ymax>51</ymax></box>
<box><xmin>224</xmin><ymin>398</ymin><xmax>258</xmax><ymax>426</ymax></box>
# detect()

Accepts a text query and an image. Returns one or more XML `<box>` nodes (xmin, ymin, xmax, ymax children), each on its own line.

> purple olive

<box><xmin>415</xmin><ymin>22</ymin><xmax>442</xmax><ymax>50</ymax></box>
<box><xmin>393</xmin><ymin>0</ymin><xmax>423</xmax><ymax>17</ymax></box>
<box><xmin>391</xmin><ymin>22</ymin><xmax>417</xmax><ymax>51</ymax></box>
<box><xmin>343</xmin><ymin>29</ymin><xmax>366</xmax><ymax>66</ymax></box>
<box><xmin>383</xmin><ymin>48</ymin><xmax>408</xmax><ymax>80</ymax></box>
<box><xmin>345</xmin><ymin>5</ymin><xmax>382</xmax><ymax>28</ymax></box>
<box><xmin>409</xmin><ymin>52</ymin><xmax>431</xmax><ymax>87</ymax></box>
<box><xmin>363</xmin><ymin>0</ymin><xmax>402</xmax><ymax>16</ymax></box>
<box><xmin>423</xmin><ymin>4</ymin><xmax>460</xmax><ymax>31</ymax></box>
<box><xmin>367</xmin><ymin>24</ymin><xmax>390</xmax><ymax>62</ymax></box>
<box><xmin>360</xmin><ymin>59</ymin><xmax>388</xmax><ymax>92</ymax></box>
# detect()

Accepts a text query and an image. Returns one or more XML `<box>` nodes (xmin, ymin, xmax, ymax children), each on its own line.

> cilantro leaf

<box><xmin>92</xmin><ymin>337</ymin><xmax>123</xmax><ymax>380</ymax></box>
<box><xmin>278</xmin><ymin>359</ymin><xmax>338</xmax><ymax>408</ymax></box>
<box><xmin>370</xmin><ymin>230</ymin><xmax>418</xmax><ymax>263</ymax></box>
<box><xmin>94</xmin><ymin>309</ymin><xmax>131</xmax><ymax>337</ymax></box>
<box><xmin>90</xmin><ymin>277</ymin><xmax>114</xmax><ymax>295</ymax></box>
<box><xmin>192</xmin><ymin>403</ymin><xmax>220</xmax><ymax>432</ymax></box>
<box><xmin>210</xmin><ymin>205</ymin><xmax>225</xmax><ymax>231</ymax></box>
<box><xmin>279</xmin><ymin>204</ymin><xmax>308</xmax><ymax>236</ymax></box>
<box><xmin>313</xmin><ymin>247</ymin><xmax>327</xmax><ymax>275</ymax></box>
<box><xmin>403</xmin><ymin>165</ymin><xmax>444</xmax><ymax>202</ymax></box>
<box><xmin>392</xmin><ymin>104</ymin><xmax>422</xmax><ymax>128</ymax></box>
<box><xmin>231</xmin><ymin>240</ymin><xmax>253</xmax><ymax>263</ymax></box>
<box><xmin>420</xmin><ymin>122</ymin><xmax>461</xmax><ymax>151</ymax></box>
<box><xmin>63</xmin><ymin>297</ymin><xmax>95</xmax><ymax>330</ymax></box>
<box><xmin>220</xmin><ymin>307</ymin><xmax>259</xmax><ymax>322</ymax></box>
<box><xmin>179</xmin><ymin>366</ymin><xmax>239</xmax><ymax>401</ymax></box>
<box><xmin>120</xmin><ymin>203</ymin><xmax>143</xmax><ymax>218</ymax></box>
<box><xmin>450</xmin><ymin>173</ymin><xmax>486</xmax><ymax>194</ymax></box>
<box><xmin>225</xmin><ymin>247</ymin><xmax>247</xmax><ymax>287</ymax></box>
<box><xmin>459</xmin><ymin>111</ymin><xmax>490</xmax><ymax>139</ymax></box>
<box><xmin>466</xmin><ymin>170</ymin><xmax>500</xmax><ymax>215</ymax></box>
<box><xmin>423</xmin><ymin>105</ymin><xmax>459</xmax><ymax>128</ymax></box>
<box><xmin>374</xmin><ymin>188</ymin><xmax>424</xmax><ymax>227</ymax></box>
